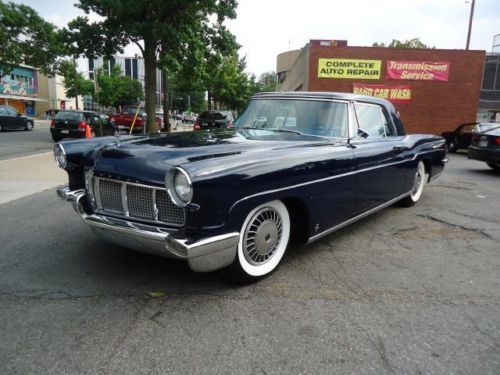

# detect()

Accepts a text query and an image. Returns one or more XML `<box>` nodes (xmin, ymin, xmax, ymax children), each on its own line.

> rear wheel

<box><xmin>222</xmin><ymin>200</ymin><xmax>291</xmax><ymax>283</ymax></box>
<box><xmin>487</xmin><ymin>162</ymin><xmax>500</xmax><ymax>171</ymax></box>
<box><xmin>24</xmin><ymin>121</ymin><xmax>33</xmax><ymax>131</ymax></box>
<box><xmin>399</xmin><ymin>161</ymin><xmax>427</xmax><ymax>207</ymax></box>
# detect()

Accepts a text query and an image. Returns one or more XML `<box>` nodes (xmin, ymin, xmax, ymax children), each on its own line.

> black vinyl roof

<box><xmin>252</xmin><ymin>91</ymin><xmax>392</xmax><ymax>106</ymax></box>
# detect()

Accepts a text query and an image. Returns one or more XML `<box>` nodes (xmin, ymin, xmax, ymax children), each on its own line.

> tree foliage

<box><xmin>59</xmin><ymin>60</ymin><xmax>94</xmax><ymax>99</ymax></box>
<box><xmin>65</xmin><ymin>0</ymin><xmax>238</xmax><ymax>133</ymax></box>
<box><xmin>96</xmin><ymin>65</ymin><xmax>144</xmax><ymax>108</ymax></box>
<box><xmin>372</xmin><ymin>37</ymin><xmax>433</xmax><ymax>49</ymax></box>
<box><xmin>0</xmin><ymin>1</ymin><xmax>64</xmax><ymax>78</ymax></box>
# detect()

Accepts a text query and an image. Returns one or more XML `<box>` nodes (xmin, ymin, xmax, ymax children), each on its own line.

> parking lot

<box><xmin>0</xmin><ymin>128</ymin><xmax>499</xmax><ymax>373</ymax></box>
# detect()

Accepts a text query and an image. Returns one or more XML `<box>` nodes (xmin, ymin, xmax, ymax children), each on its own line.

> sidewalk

<box><xmin>0</xmin><ymin>152</ymin><xmax>66</xmax><ymax>205</ymax></box>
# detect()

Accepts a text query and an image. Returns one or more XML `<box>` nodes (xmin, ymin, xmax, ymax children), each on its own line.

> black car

<box><xmin>442</xmin><ymin>122</ymin><xmax>480</xmax><ymax>152</ymax></box>
<box><xmin>0</xmin><ymin>105</ymin><xmax>34</xmax><ymax>131</ymax></box>
<box><xmin>193</xmin><ymin>110</ymin><xmax>233</xmax><ymax>130</ymax></box>
<box><xmin>468</xmin><ymin>124</ymin><xmax>500</xmax><ymax>171</ymax></box>
<box><xmin>55</xmin><ymin>92</ymin><xmax>447</xmax><ymax>283</ymax></box>
<box><xmin>50</xmin><ymin>110</ymin><xmax>116</xmax><ymax>142</ymax></box>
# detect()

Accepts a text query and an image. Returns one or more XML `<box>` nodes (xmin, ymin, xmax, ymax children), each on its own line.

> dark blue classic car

<box><xmin>55</xmin><ymin>92</ymin><xmax>447</xmax><ymax>282</ymax></box>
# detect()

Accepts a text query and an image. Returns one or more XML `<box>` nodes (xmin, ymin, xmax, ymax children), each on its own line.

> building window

<box><xmin>125</xmin><ymin>58</ymin><xmax>132</xmax><ymax>77</ymax></box>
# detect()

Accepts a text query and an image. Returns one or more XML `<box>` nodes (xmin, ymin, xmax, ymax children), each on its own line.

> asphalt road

<box><xmin>1</xmin><ymin>152</ymin><xmax>499</xmax><ymax>374</ymax></box>
<box><xmin>0</xmin><ymin>120</ymin><xmax>54</xmax><ymax>161</ymax></box>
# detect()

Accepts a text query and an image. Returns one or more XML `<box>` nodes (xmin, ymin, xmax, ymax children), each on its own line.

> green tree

<box><xmin>59</xmin><ymin>60</ymin><xmax>94</xmax><ymax>99</ymax></box>
<box><xmin>65</xmin><ymin>0</ymin><xmax>237</xmax><ymax>133</ymax></box>
<box><xmin>96</xmin><ymin>65</ymin><xmax>144</xmax><ymax>108</ymax></box>
<box><xmin>0</xmin><ymin>1</ymin><xmax>64</xmax><ymax>78</ymax></box>
<box><xmin>372</xmin><ymin>37</ymin><xmax>433</xmax><ymax>49</ymax></box>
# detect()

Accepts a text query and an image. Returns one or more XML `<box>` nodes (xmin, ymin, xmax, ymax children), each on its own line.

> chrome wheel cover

<box><xmin>243</xmin><ymin>207</ymin><xmax>283</xmax><ymax>265</ymax></box>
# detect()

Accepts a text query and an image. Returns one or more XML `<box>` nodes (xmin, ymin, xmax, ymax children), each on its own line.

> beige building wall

<box><xmin>37</xmin><ymin>74</ymin><xmax>83</xmax><ymax>117</ymax></box>
<box><xmin>276</xmin><ymin>46</ymin><xmax>310</xmax><ymax>92</ymax></box>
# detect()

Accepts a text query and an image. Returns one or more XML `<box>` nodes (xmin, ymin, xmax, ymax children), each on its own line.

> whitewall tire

<box><xmin>223</xmin><ymin>200</ymin><xmax>291</xmax><ymax>282</ymax></box>
<box><xmin>400</xmin><ymin>161</ymin><xmax>427</xmax><ymax>207</ymax></box>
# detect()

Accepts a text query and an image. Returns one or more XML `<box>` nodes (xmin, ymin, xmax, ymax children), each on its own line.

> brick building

<box><xmin>277</xmin><ymin>40</ymin><xmax>485</xmax><ymax>134</ymax></box>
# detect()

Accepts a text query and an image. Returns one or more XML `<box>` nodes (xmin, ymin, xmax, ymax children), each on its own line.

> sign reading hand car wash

<box><xmin>318</xmin><ymin>58</ymin><xmax>381</xmax><ymax>79</ymax></box>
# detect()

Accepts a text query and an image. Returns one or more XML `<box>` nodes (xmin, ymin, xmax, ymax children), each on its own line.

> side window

<box><xmin>6</xmin><ymin>107</ymin><xmax>17</xmax><ymax>116</ymax></box>
<box><xmin>354</xmin><ymin>103</ymin><xmax>396</xmax><ymax>137</ymax></box>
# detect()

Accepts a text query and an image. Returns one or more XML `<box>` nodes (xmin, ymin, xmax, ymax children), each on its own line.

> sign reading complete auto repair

<box><xmin>386</xmin><ymin>60</ymin><xmax>450</xmax><ymax>81</ymax></box>
<box><xmin>318</xmin><ymin>58</ymin><xmax>381</xmax><ymax>79</ymax></box>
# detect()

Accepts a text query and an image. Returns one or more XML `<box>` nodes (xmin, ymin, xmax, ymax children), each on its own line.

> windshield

<box><xmin>234</xmin><ymin>99</ymin><xmax>349</xmax><ymax>138</ymax></box>
<box><xmin>477</xmin><ymin>123</ymin><xmax>500</xmax><ymax>133</ymax></box>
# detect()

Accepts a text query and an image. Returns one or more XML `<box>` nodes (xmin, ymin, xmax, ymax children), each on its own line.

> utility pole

<box><xmin>466</xmin><ymin>0</ymin><xmax>476</xmax><ymax>50</ymax></box>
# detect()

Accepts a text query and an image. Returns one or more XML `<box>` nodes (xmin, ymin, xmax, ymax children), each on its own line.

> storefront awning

<box><xmin>0</xmin><ymin>94</ymin><xmax>48</xmax><ymax>102</ymax></box>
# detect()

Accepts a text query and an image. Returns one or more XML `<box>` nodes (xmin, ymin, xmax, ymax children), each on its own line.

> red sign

<box><xmin>353</xmin><ymin>83</ymin><xmax>412</xmax><ymax>103</ymax></box>
<box><xmin>386</xmin><ymin>60</ymin><xmax>450</xmax><ymax>81</ymax></box>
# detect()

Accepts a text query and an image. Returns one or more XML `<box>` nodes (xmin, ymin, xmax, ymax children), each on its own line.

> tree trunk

<box><xmin>162</xmin><ymin>68</ymin><xmax>171</xmax><ymax>133</ymax></box>
<box><xmin>144</xmin><ymin>39</ymin><xmax>157</xmax><ymax>134</ymax></box>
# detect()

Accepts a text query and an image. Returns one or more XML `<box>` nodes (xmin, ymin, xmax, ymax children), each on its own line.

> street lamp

<box><xmin>465</xmin><ymin>0</ymin><xmax>476</xmax><ymax>50</ymax></box>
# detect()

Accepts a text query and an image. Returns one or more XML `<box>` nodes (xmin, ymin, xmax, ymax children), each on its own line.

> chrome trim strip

<box><xmin>121</xmin><ymin>183</ymin><xmax>129</xmax><ymax>216</ymax></box>
<box><xmin>229</xmin><ymin>149</ymin><xmax>442</xmax><ymax>211</ymax></box>
<box><xmin>152</xmin><ymin>189</ymin><xmax>159</xmax><ymax>221</ymax></box>
<box><xmin>307</xmin><ymin>191</ymin><xmax>411</xmax><ymax>243</ymax></box>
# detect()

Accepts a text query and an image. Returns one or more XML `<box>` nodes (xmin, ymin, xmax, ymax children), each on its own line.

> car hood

<box><xmin>92</xmin><ymin>130</ymin><xmax>332</xmax><ymax>185</ymax></box>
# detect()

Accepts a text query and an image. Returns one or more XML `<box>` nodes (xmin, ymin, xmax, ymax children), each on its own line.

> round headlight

<box><xmin>166</xmin><ymin>167</ymin><xmax>193</xmax><ymax>206</ymax></box>
<box><xmin>54</xmin><ymin>143</ymin><xmax>67</xmax><ymax>169</ymax></box>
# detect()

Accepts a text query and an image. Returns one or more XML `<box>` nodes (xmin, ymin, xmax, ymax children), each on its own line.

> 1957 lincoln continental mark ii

<box><xmin>55</xmin><ymin>92</ymin><xmax>447</xmax><ymax>282</ymax></box>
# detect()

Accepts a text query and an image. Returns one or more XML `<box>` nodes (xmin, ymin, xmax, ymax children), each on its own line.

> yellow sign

<box><xmin>318</xmin><ymin>58</ymin><xmax>381</xmax><ymax>79</ymax></box>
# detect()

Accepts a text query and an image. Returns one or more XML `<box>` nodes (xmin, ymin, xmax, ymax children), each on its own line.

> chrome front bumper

<box><xmin>57</xmin><ymin>186</ymin><xmax>238</xmax><ymax>272</ymax></box>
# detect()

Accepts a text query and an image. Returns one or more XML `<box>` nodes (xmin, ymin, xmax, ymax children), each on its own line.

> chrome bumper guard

<box><xmin>56</xmin><ymin>186</ymin><xmax>238</xmax><ymax>272</ymax></box>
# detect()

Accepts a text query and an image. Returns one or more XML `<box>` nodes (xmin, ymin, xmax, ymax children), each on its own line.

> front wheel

<box><xmin>24</xmin><ymin>121</ymin><xmax>33</xmax><ymax>131</ymax></box>
<box><xmin>487</xmin><ymin>162</ymin><xmax>500</xmax><ymax>171</ymax></box>
<box><xmin>447</xmin><ymin>139</ymin><xmax>457</xmax><ymax>153</ymax></box>
<box><xmin>399</xmin><ymin>161</ymin><xmax>427</xmax><ymax>207</ymax></box>
<box><xmin>222</xmin><ymin>200</ymin><xmax>291</xmax><ymax>283</ymax></box>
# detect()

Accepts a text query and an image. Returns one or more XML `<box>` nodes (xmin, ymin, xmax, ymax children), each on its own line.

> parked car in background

<box><xmin>108</xmin><ymin>106</ymin><xmax>162</xmax><ymax>133</ymax></box>
<box><xmin>442</xmin><ymin>122</ymin><xmax>481</xmax><ymax>152</ymax></box>
<box><xmin>54</xmin><ymin>92</ymin><xmax>447</xmax><ymax>283</ymax></box>
<box><xmin>193</xmin><ymin>110</ymin><xmax>233</xmax><ymax>130</ymax></box>
<box><xmin>50</xmin><ymin>110</ymin><xmax>116</xmax><ymax>142</ymax></box>
<box><xmin>468</xmin><ymin>123</ymin><xmax>500</xmax><ymax>171</ymax></box>
<box><xmin>0</xmin><ymin>105</ymin><xmax>34</xmax><ymax>131</ymax></box>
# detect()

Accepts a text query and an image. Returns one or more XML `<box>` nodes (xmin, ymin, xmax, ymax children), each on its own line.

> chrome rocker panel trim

<box><xmin>56</xmin><ymin>186</ymin><xmax>238</xmax><ymax>272</ymax></box>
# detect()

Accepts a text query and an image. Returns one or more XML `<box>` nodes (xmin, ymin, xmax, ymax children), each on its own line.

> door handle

<box><xmin>393</xmin><ymin>145</ymin><xmax>406</xmax><ymax>151</ymax></box>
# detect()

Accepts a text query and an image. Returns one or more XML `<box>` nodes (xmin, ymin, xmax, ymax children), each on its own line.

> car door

<box><xmin>5</xmin><ymin>106</ymin><xmax>22</xmax><ymax>129</ymax></box>
<box><xmin>350</xmin><ymin>102</ymin><xmax>407</xmax><ymax>213</ymax></box>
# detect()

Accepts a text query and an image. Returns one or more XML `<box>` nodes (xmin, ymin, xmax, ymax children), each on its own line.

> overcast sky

<box><xmin>12</xmin><ymin>0</ymin><xmax>500</xmax><ymax>76</ymax></box>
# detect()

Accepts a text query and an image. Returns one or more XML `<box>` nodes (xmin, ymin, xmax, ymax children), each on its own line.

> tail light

<box><xmin>194</xmin><ymin>121</ymin><xmax>201</xmax><ymax>130</ymax></box>
<box><xmin>495</xmin><ymin>137</ymin><xmax>500</xmax><ymax>145</ymax></box>
<box><xmin>78</xmin><ymin>121</ymin><xmax>87</xmax><ymax>130</ymax></box>
<box><xmin>50</xmin><ymin>119</ymin><xmax>55</xmax><ymax>127</ymax></box>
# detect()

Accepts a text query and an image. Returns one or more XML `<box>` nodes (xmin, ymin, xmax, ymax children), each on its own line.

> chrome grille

<box><xmin>98</xmin><ymin>179</ymin><xmax>123</xmax><ymax>214</ymax></box>
<box><xmin>156</xmin><ymin>190</ymin><xmax>185</xmax><ymax>224</ymax></box>
<box><xmin>126</xmin><ymin>184</ymin><xmax>155</xmax><ymax>220</ymax></box>
<box><xmin>94</xmin><ymin>177</ymin><xmax>185</xmax><ymax>226</ymax></box>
